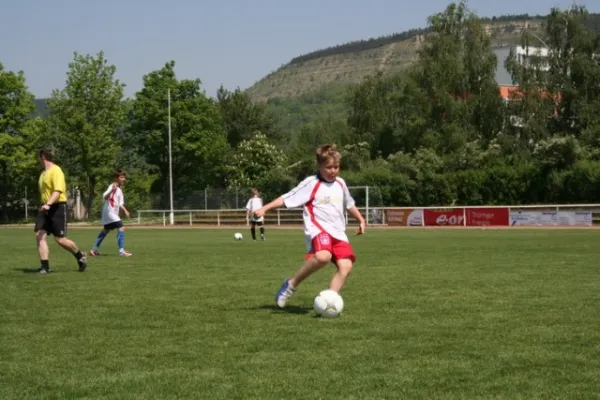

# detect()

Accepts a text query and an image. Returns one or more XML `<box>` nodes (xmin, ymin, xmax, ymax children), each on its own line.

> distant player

<box><xmin>90</xmin><ymin>169</ymin><xmax>132</xmax><ymax>257</ymax></box>
<box><xmin>35</xmin><ymin>149</ymin><xmax>87</xmax><ymax>273</ymax></box>
<box><xmin>253</xmin><ymin>144</ymin><xmax>366</xmax><ymax>308</ymax></box>
<box><xmin>246</xmin><ymin>188</ymin><xmax>265</xmax><ymax>241</ymax></box>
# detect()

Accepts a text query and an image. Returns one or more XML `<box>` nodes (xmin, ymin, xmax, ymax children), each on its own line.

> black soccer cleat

<box><xmin>78</xmin><ymin>253</ymin><xmax>88</xmax><ymax>272</ymax></box>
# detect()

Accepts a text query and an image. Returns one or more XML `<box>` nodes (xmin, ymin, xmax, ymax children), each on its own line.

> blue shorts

<box><xmin>103</xmin><ymin>220</ymin><xmax>124</xmax><ymax>231</ymax></box>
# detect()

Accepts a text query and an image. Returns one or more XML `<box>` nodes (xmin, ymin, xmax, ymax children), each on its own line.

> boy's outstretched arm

<box><xmin>254</xmin><ymin>197</ymin><xmax>285</xmax><ymax>218</ymax></box>
<box><xmin>120</xmin><ymin>205</ymin><xmax>130</xmax><ymax>218</ymax></box>
<box><xmin>348</xmin><ymin>206</ymin><xmax>366</xmax><ymax>235</ymax></box>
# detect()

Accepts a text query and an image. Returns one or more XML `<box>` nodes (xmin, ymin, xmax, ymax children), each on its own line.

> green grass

<box><xmin>1</xmin><ymin>227</ymin><xmax>600</xmax><ymax>399</ymax></box>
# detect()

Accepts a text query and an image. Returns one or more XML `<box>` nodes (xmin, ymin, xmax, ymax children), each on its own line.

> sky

<box><xmin>0</xmin><ymin>0</ymin><xmax>593</xmax><ymax>99</ymax></box>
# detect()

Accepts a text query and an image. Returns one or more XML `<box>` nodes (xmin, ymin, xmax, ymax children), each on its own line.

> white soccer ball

<box><xmin>313</xmin><ymin>289</ymin><xmax>344</xmax><ymax>318</ymax></box>
<box><xmin>233</xmin><ymin>232</ymin><xmax>243</xmax><ymax>241</ymax></box>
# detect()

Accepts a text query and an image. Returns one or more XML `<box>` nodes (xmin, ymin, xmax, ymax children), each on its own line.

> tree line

<box><xmin>1</xmin><ymin>1</ymin><xmax>600</xmax><ymax>222</ymax></box>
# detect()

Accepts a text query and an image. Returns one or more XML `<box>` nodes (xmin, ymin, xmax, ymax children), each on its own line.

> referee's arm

<box><xmin>45</xmin><ymin>191</ymin><xmax>62</xmax><ymax>206</ymax></box>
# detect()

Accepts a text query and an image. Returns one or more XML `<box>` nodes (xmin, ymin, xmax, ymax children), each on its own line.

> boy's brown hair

<box><xmin>315</xmin><ymin>144</ymin><xmax>341</xmax><ymax>166</ymax></box>
<box><xmin>114</xmin><ymin>168</ymin><xmax>127</xmax><ymax>179</ymax></box>
<box><xmin>39</xmin><ymin>148</ymin><xmax>55</xmax><ymax>162</ymax></box>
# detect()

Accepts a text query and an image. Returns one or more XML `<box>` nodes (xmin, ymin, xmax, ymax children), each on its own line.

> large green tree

<box><xmin>224</xmin><ymin>132</ymin><xmax>287</xmax><ymax>188</ymax></box>
<box><xmin>0</xmin><ymin>62</ymin><xmax>45</xmax><ymax>221</ymax></box>
<box><xmin>347</xmin><ymin>1</ymin><xmax>505</xmax><ymax>159</ymax></box>
<box><xmin>216</xmin><ymin>86</ymin><xmax>278</xmax><ymax>147</ymax></box>
<box><xmin>129</xmin><ymin>61</ymin><xmax>229</xmax><ymax>207</ymax></box>
<box><xmin>410</xmin><ymin>0</ymin><xmax>505</xmax><ymax>151</ymax></box>
<box><xmin>545</xmin><ymin>6</ymin><xmax>600</xmax><ymax>141</ymax></box>
<box><xmin>505</xmin><ymin>5</ymin><xmax>600</xmax><ymax>162</ymax></box>
<box><xmin>46</xmin><ymin>51</ymin><xmax>126</xmax><ymax>218</ymax></box>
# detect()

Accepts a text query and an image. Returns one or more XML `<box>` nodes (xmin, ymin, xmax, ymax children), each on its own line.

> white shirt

<box><xmin>246</xmin><ymin>196</ymin><xmax>264</xmax><ymax>222</ymax></box>
<box><xmin>282</xmin><ymin>175</ymin><xmax>355</xmax><ymax>244</ymax></box>
<box><xmin>101</xmin><ymin>184</ymin><xmax>124</xmax><ymax>224</ymax></box>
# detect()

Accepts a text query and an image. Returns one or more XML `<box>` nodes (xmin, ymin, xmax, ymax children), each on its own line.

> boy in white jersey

<box><xmin>90</xmin><ymin>169</ymin><xmax>132</xmax><ymax>257</ymax></box>
<box><xmin>254</xmin><ymin>144</ymin><xmax>366</xmax><ymax>308</ymax></box>
<box><xmin>246</xmin><ymin>188</ymin><xmax>265</xmax><ymax>241</ymax></box>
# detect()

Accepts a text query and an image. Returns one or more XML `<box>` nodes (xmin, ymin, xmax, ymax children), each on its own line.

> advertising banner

<box><xmin>510</xmin><ymin>211</ymin><xmax>544</xmax><ymax>226</ymax></box>
<box><xmin>556</xmin><ymin>211</ymin><xmax>593</xmax><ymax>226</ymax></box>
<box><xmin>465</xmin><ymin>208</ymin><xmax>509</xmax><ymax>226</ymax></box>
<box><xmin>510</xmin><ymin>210</ymin><xmax>593</xmax><ymax>226</ymax></box>
<box><xmin>386</xmin><ymin>208</ymin><xmax>423</xmax><ymax>226</ymax></box>
<box><xmin>423</xmin><ymin>209</ymin><xmax>464</xmax><ymax>226</ymax></box>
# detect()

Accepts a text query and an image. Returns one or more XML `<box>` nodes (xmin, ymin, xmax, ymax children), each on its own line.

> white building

<box><xmin>512</xmin><ymin>45</ymin><xmax>550</xmax><ymax>71</ymax></box>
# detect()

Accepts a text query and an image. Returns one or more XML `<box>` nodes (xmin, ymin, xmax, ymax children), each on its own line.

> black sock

<box><xmin>260</xmin><ymin>227</ymin><xmax>265</xmax><ymax>236</ymax></box>
<box><xmin>251</xmin><ymin>227</ymin><xmax>256</xmax><ymax>240</ymax></box>
<box><xmin>41</xmin><ymin>260</ymin><xmax>50</xmax><ymax>270</ymax></box>
<box><xmin>74</xmin><ymin>251</ymin><xmax>84</xmax><ymax>260</ymax></box>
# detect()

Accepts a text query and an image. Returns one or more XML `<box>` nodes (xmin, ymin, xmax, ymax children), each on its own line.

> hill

<box><xmin>245</xmin><ymin>15</ymin><xmax>548</xmax><ymax>102</ymax></box>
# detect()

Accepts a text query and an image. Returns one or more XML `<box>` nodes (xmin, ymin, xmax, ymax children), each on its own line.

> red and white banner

<box><xmin>465</xmin><ymin>208</ymin><xmax>509</xmax><ymax>226</ymax></box>
<box><xmin>423</xmin><ymin>209</ymin><xmax>464</xmax><ymax>226</ymax></box>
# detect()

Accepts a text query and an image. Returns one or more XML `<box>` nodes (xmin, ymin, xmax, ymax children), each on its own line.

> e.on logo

<box><xmin>436</xmin><ymin>214</ymin><xmax>464</xmax><ymax>225</ymax></box>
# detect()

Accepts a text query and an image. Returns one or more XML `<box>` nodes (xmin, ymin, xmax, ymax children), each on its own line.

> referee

<box><xmin>35</xmin><ymin>149</ymin><xmax>87</xmax><ymax>273</ymax></box>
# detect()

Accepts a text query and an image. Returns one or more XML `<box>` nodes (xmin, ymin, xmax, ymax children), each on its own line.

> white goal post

<box><xmin>346</xmin><ymin>186</ymin><xmax>381</xmax><ymax>226</ymax></box>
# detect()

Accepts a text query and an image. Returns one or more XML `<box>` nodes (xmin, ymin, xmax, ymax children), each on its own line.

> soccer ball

<box><xmin>313</xmin><ymin>289</ymin><xmax>344</xmax><ymax>318</ymax></box>
<box><xmin>233</xmin><ymin>232</ymin><xmax>243</xmax><ymax>241</ymax></box>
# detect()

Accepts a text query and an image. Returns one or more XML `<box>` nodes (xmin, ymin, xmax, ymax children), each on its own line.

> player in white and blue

<box><xmin>90</xmin><ymin>169</ymin><xmax>132</xmax><ymax>257</ymax></box>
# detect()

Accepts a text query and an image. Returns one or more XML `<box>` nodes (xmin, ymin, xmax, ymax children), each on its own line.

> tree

<box><xmin>545</xmin><ymin>6</ymin><xmax>600</xmax><ymax>140</ymax></box>
<box><xmin>216</xmin><ymin>86</ymin><xmax>278</xmax><ymax>147</ymax></box>
<box><xmin>46</xmin><ymin>51</ymin><xmax>126</xmax><ymax>218</ymax></box>
<box><xmin>506</xmin><ymin>5</ymin><xmax>600</xmax><ymax>147</ymax></box>
<box><xmin>0</xmin><ymin>62</ymin><xmax>44</xmax><ymax>222</ymax></box>
<box><xmin>346</xmin><ymin>2</ymin><xmax>505</xmax><ymax>159</ymax></box>
<box><xmin>129</xmin><ymin>61</ymin><xmax>229</xmax><ymax>207</ymax></box>
<box><xmin>347</xmin><ymin>74</ymin><xmax>432</xmax><ymax>157</ymax></box>
<box><xmin>411</xmin><ymin>0</ymin><xmax>505</xmax><ymax>151</ymax></box>
<box><xmin>224</xmin><ymin>132</ymin><xmax>287</xmax><ymax>188</ymax></box>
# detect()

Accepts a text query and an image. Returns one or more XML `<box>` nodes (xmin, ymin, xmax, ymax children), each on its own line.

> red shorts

<box><xmin>306</xmin><ymin>232</ymin><xmax>356</xmax><ymax>263</ymax></box>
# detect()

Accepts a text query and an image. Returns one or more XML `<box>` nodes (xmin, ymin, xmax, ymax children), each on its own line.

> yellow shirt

<box><xmin>39</xmin><ymin>165</ymin><xmax>67</xmax><ymax>204</ymax></box>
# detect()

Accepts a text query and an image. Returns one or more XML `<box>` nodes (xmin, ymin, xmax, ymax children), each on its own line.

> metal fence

<box><xmin>135</xmin><ymin>204</ymin><xmax>600</xmax><ymax>227</ymax></box>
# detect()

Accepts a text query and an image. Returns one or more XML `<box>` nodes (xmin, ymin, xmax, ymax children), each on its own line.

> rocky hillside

<box><xmin>245</xmin><ymin>17</ymin><xmax>546</xmax><ymax>102</ymax></box>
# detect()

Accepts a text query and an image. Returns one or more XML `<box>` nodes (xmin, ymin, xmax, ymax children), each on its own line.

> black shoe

<box><xmin>78</xmin><ymin>253</ymin><xmax>88</xmax><ymax>272</ymax></box>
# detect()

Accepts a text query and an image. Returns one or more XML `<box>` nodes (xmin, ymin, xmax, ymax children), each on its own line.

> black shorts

<box><xmin>34</xmin><ymin>203</ymin><xmax>68</xmax><ymax>237</ymax></box>
<box><xmin>103</xmin><ymin>221</ymin><xmax>124</xmax><ymax>231</ymax></box>
<box><xmin>250</xmin><ymin>219</ymin><xmax>264</xmax><ymax>226</ymax></box>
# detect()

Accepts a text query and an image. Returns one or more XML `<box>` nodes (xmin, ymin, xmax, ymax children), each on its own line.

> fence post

<box><xmin>205</xmin><ymin>188</ymin><xmax>208</xmax><ymax>211</ymax></box>
<box><xmin>366</xmin><ymin>186</ymin><xmax>370</xmax><ymax>225</ymax></box>
<box><xmin>137</xmin><ymin>211</ymin><xmax>141</xmax><ymax>225</ymax></box>
<box><xmin>163</xmin><ymin>212</ymin><xmax>166</xmax><ymax>227</ymax></box>
<box><xmin>462</xmin><ymin>207</ymin><xmax>467</xmax><ymax>226</ymax></box>
<box><xmin>189</xmin><ymin>211</ymin><xmax>192</xmax><ymax>226</ymax></box>
<box><xmin>217</xmin><ymin>211</ymin><xmax>220</xmax><ymax>227</ymax></box>
<box><xmin>507</xmin><ymin>207</ymin><xmax>511</xmax><ymax>227</ymax></box>
<box><xmin>277</xmin><ymin>209</ymin><xmax>280</xmax><ymax>225</ymax></box>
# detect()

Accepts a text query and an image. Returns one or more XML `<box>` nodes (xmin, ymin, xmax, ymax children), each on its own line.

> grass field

<box><xmin>1</xmin><ymin>227</ymin><xmax>600</xmax><ymax>399</ymax></box>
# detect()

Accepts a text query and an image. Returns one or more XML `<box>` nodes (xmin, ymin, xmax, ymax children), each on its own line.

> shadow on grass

<box><xmin>16</xmin><ymin>268</ymin><xmax>44</xmax><ymax>274</ymax></box>
<box><xmin>256</xmin><ymin>304</ymin><xmax>312</xmax><ymax>315</ymax></box>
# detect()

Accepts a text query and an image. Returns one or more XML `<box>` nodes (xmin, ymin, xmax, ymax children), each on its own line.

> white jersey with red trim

<box><xmin>282</xmin><ymin>175</ymin><xmax>356</xmax><ymax>244</ymax></box>
<box><xmin>101</xmin><ymin>184</ymin><xmax>124</xmax><ymax>225</ymax></box>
